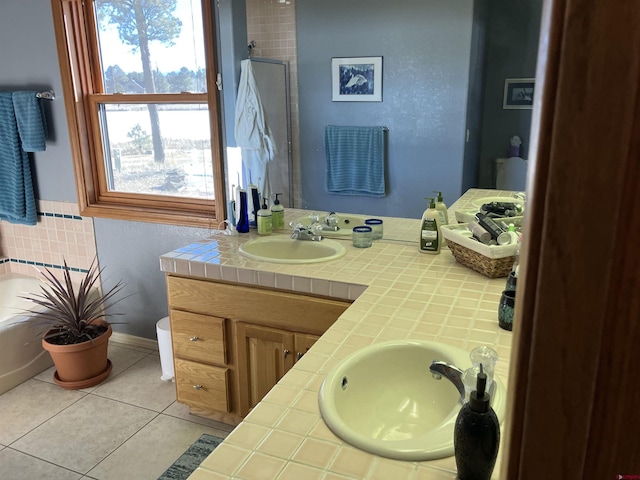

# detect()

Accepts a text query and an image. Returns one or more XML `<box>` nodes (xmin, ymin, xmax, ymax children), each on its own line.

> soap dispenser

<box><xmin>419</xmin><ymin>197</ymin><xmax>441</xmax><ymax>254</ymax></box>
<box><xmin>257</xmin><ymin>197</ymin><xmax>272</xmax><ymax>235</ymax></box>
<box><xmin>271</xmin><ymin>193</ymin><xmax>285</xmax><ymax>230</ymax></box>
<box><xmin>433</xmin><ymin>191</ymin><xmax>449</xmax><ymax>225</ymax></box>
<box><xmin>454</xmin><ymin>365</ymin><xmax>500</xmax><ymax>480</ymax></box>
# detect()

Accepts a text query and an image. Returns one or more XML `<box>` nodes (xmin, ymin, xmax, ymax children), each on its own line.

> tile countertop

<box><xmin>159</xmin><ymin>189</ymin><xmax>521</xmax><ymax>480</ymax></box>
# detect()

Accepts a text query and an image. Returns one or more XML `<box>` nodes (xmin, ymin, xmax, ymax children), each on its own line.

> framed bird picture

<box><xmin>332</xmin><ymin>57</ymin><xmax>383</xmax><ymax>102</ymax></box>
<box><xmin>503</xmin><ymin>78</ymin><xmax>535</xmax><ymax>109</ymax></box>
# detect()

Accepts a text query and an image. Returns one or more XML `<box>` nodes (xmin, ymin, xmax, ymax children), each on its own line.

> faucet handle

<box><xmin>470</xmin><ymin>346</ymin><xmax>498</xmax><ymax>380</ymax></box>
<box><xmin>309</xmin><ymin>212</ymin><xmax>321</xmax><ymax>223</ymax></box>
<box><xmin>325</xmin><ymin>212</ymin><xmax>340</xmax><ymax>228</ymax></box>
<box><xmin>308</xmin><ymin>223</ymin><xmax>324</xmax><ymax>236</ymax></box>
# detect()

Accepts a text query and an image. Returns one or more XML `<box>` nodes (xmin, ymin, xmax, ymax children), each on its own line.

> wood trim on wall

<box><xmin>503</xmin><ymin>0</ymin><xmax>640</xmax><ymax>477</ymax></box>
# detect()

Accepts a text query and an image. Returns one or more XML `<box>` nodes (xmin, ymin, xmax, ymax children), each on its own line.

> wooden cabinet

<box><xmin>169</xmin><ymin>309</ymin><xmax>231</xmax><ymax>418</ymax></box>
<box><xmin>235</xmin><ymin>325</ymin><xmax>321</xmax><ymax>414</ymax></box>
<box><xmin>295</xmin><ymin>332</ymin><xmax>319</xmax><ymax>361</ymax></box>
<box><xmin>171</xmin><ymin>310</ymin><xmax>226</xmax><ymax>365</ymax></box>
<box><xmin>236</xmin><ymin>323</ymin><xmax>294</xmax><ymax>412</ymax></box>
<box><xmin>174</xmin><ymin>358</ymin><xmax>229</xmax><ymax>413</ymax></box>
<box><xmin>166</xmin><ymin>275</ymin><xmax>350</xmax><ymax>424</ymax></box>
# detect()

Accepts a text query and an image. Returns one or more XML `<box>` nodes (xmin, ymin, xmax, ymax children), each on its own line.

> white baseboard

<box><xmin>110</xmin><ymin>331</ymin><xmax>159</xmax><ymax>352</ymax></box>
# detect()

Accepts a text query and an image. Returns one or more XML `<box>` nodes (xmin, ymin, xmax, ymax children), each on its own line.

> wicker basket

<box><xmin>446</xmin><ymin>240</ymin><xmax>515</xmax><ymax>278</ymax></box>
<box><xmin>441</xmin><ymin>224</ymin><xmax>517</xmax><ymax>278</ymax></box>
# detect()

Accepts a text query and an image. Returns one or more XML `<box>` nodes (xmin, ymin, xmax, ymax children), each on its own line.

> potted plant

<box><xmin>23</xmin><ymin>258</ymin><xmax>124</xmax><ymax>389</ymax></box>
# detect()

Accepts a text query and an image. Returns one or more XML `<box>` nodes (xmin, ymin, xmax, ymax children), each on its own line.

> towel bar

<box><xmin>36</xmin><ymin>90</ymin><xmax>55</xmax><ymax>100</ymax></box>
<box><xmin>326</xmin><ymin>124</ymin><xmax>388</xmax><ymax>131</ymax></box>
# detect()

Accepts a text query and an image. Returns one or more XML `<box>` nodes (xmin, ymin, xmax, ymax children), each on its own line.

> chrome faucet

<box><xmin>429</xmin><ymin>360</ymin><xmax>466</xmax><ymax>405</ymax></box>
<box><xmin>306</xmin><ymin>212</ymin><xmax>340</xmax><ymax>232</ymax></box>
<box><xmin>290</xmin><ymin>223</ymin><xmax>323</xmax><ymax>241</ymax></box>
<box><xmin>429</xmin><ymin>359</ymin><xmax>497</xmax><ymax>406</ymax></box>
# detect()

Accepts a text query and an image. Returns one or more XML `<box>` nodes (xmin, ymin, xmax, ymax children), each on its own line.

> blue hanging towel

<box><xmin>12</xmin><ymin>91</ymin><xmax>48</xmax><ymax>152</ymax></box>
<box><xmin>0</xmin><ymin>91</ymin><xmax>44</xmax><ymax>226</ymax></box>
<box><xmin>324</xmin><ymin>125</ymin><xmax>386</xmax><ymax>197</ymax></box>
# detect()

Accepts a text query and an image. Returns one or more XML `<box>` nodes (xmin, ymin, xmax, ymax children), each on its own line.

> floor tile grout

<box><xmin>0</xmin><ymin>342</ymin><xmax>233</xmax><ymax>479</ymax></box>
<box><xmin>4</xmin><ymin>445</ymin><xmax>86</xmax><ymax>476</ymax></box>
<box><xmin>85</xmin><ymin>410</ymin><xmax>162</xmax><ymax>478</ymax></box>
<box><xmin>6</xmin><ymin>386</ymin><xmax>89</xmax><ymax>448</ymax></box>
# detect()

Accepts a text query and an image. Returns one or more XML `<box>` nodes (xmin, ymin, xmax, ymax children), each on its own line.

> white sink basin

<box><xmin>318</xmin><ymin>340</ymin><xmax>506</xmax><ymax>461</ymax></box>
<box><xmin>239</xmin><ymin>235</ymin><xmax>347</xmax><ymax>264</ymax></box>
<box><xmin>294</xmin><ymin>213</ymin><xmax>366</xmax><ymax>237</ymax></box>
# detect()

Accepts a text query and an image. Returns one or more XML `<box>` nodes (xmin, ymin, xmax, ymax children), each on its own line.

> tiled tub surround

<box><xmin>0</xmin><ymin>200</ymin><xmax>98</xmax><ymax>284</ymax></box>
<box><xmin>160</xmin><ymin>189</ymin><xmax>519</xmax><ymax>479</ymax></box>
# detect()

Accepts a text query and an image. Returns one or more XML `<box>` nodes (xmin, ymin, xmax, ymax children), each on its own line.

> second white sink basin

<box><xmin>318</xmin><ymin>340</ymin><xmax>506</xmax><ymax>461</ymax></box>
<box><xmin>239</xmin><ymin>235</ymin><xmax>347</xmax><ymax>264</ymax></box>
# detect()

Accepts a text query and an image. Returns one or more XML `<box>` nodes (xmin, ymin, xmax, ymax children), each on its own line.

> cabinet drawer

<box><xmin>175</xmin><ymin>358</ymin><xmax>229</xmax><ymax>413</ymax></box>
<box><xmin>171</xmin><ymin>310</ymin><xmax>226</xmax><ymax>365</ymax></box>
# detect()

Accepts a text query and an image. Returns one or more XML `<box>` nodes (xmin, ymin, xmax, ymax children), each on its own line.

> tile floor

<box><xmin>0</xmin><ymin>341</ymin><xmax>234</xmax><ymax>480</ymax></box>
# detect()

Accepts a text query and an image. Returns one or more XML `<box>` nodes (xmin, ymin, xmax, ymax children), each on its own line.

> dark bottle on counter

<box><xmin>236</xmin><ymin>189</ymin><xmax>250</xmax><ymax>233</ymax></box>
<box><xmin>454</xmin><ymin>365</ymin><xmax>500</xmax><ymax>480</ymax></box>
<box><xmin>475</xmin><ymin>212</ymin><xmax>505</xmax><ymax>240</ymax></box>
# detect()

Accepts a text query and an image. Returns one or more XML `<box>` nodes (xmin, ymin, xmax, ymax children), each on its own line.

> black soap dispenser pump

<box><xmin>454</xmin><ymin>365</ymin><xmax>500</xmax><ymax>480</ymax></box>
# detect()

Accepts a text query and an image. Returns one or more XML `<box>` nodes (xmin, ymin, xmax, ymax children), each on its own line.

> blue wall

<box><xmin>217</xmin><ymin>0</ymin><xmax>248</xmax><ymax>149</ymax></box>
<box><xmin>0</xmin><ymin>0</ymin><xmax>540</xmax><ymax>339</ymax></box>
<box><xmin>477</xmin><ymin>0</ymin><xmax>542</xmax><ymax>187</ymax></box>
<box><xmin>0</xmin><ymin>0</ymin><xmax>76</xmax><ymax>203</ymax></box>
<box><xmin>0</xmin><ymin>0</ymin><xmax>216</xmax><ymax>339</ymax></box>
<box><xmin>296</xmin><ymin>0</ymin><xmax>474</xmax><ymax>219</ymax></box>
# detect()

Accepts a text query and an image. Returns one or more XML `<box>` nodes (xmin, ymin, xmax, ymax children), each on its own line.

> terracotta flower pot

<box><xmin>42</xmin><ymin>322</ymin><xmax>113</xmax><ymax>389</ymax></box>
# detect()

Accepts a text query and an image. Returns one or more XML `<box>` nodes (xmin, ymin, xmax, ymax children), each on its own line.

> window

<box><xmin>51</xmin><ymin>0</ymin><xmax>225</xmax><ymax>226</ymax></box>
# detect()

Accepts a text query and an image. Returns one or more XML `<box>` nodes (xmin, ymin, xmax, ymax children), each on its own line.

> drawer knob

<box><xmin>284</xmin><ymin>349</ymin><xmax>290</xmax><ymax>359</ymax></box>
<box><xmin>189</xmin><ymin>336</ymin><xmax>199</xmax><ymax>342</ymax></box>
<box><xmin>193</xmin><ymin>384</ymin><xmax>203</xmax><ymax>390</ymax></box>
<box><xmin>297</xmin><ymin>351</ymin><xmax>304</xmax><ymax>360</ymax></box>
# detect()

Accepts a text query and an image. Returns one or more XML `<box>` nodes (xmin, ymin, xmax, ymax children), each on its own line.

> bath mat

<box><xmin>157</xmin><ymin>433</ymin><xmax>223</xmax><ymax>480</ymax></box>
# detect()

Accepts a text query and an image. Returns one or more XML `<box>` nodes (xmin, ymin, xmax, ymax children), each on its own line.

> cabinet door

<box><xmin>294</xmin><ymin>333</ymin><xmax>319</xmax><ymax>362</ymax></box>
<box><xmin>236</xmin><ymin>323</ymin><xmax>294</xmax><ymax>415</ymax></box>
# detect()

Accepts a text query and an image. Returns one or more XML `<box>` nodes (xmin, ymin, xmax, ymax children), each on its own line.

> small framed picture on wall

<box><xmin>503</xmin><ymin>78</ymin><xmax>535</xmax><ymax>109</ymax></box>
<box><xmin>332</xmin><ymin>56</ymin><xmax>383</xmax><ymax>102</ymax></box>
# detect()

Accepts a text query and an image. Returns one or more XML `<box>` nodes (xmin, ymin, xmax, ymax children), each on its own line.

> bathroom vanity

<box><xmin>160</xmin><ymin>189</ymin><xmax>518</xmax><ymax>479</ymax></box>
<box><xmin>167</xmin><ymin>275</ymin><xmax>350</xmax><ymax>424</ymax></box>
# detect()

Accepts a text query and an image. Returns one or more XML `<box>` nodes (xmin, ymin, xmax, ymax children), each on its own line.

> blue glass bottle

<box><xmin>236</xmin><ymin>189</ymin><xmax>250</xmax><ymax>233</ymax></box>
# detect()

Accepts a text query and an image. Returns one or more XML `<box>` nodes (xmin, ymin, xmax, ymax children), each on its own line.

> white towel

<box><xmin>234</xmin><ymin>59</ymin><xmax>276</xmax><ymax>200</ymax></box>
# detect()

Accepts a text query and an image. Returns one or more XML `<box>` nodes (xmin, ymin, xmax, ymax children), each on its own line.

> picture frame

<box><xmin>503</xmin><ymin>78</ymin><xmax>535</xmax><ymax>109</ymax></box>
<box><xmin>332</xmin><ymin>56</ymin><xmax>383</xmax><ymax>102</ymax></box>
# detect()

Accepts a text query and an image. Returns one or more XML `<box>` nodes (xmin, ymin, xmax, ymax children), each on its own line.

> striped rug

<box><xmin>157</xmin><ymin>434</ymin><xmax>223</xmax><ymax>480</ymax></box>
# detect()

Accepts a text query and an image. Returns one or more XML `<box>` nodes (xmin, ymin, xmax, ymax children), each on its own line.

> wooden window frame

<box><xmin>51</xmin><ymin>0</ymin><xmax>226</xmax><ymax>227</ymax></box>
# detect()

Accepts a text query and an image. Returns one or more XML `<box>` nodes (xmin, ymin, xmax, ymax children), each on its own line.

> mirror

<box><xmin>227</xmin><ymin>0</ymin><xmax>542</xmax><ymax>221</ymax></box>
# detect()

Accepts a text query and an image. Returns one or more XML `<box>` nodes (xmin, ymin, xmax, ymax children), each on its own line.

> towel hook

<box><xmin>247</xmin><ymin>40</ymin><xmax>256</xmax><ymax>58</ymax></box>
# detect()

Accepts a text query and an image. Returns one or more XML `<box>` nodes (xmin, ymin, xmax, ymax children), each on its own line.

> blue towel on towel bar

<box><xmin>0</xmin><ymin>92</ymin><xmax>42</xmax><ymax>225</ymax></box>
<box><xmin>325</xmin><ymin>125</ymin><xmax>386</xmax><ymax>197</ymax></box>
<box><xmin>12</xmin><ymin>91</ymin><xmax>47</xmax><ymax>152</ymax></box>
